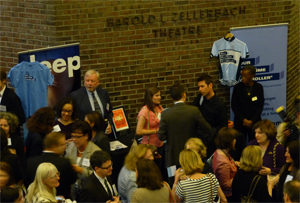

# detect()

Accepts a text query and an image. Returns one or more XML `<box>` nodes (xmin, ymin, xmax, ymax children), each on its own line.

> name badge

<box><xmin>157</xmin><ymin>112</ymin><xmax>161</xmax><ymax>121</ymax></box>
<box><xmin>167</xmin><ymin>165</ymin><xmax>177</xmax><ymax>177</ymax></box>
<box><xmin>7</xmin><ymin>138</ymin><xmax>12</xmax><ymax>146</ymax></box>
<box><xmin>285</xmin><ymin>175</ymin><xmax>293</xmax><ymax>183</ymax></box>
<box><xmin>106</xmin><ymin>103</ymin><xmax>110</xmax><ymax>111</ymax></box>
<box><xmin>252</xmin><ymin>96</ymin><xmax>258</xmax><ymax>101</ymax></box>
<box><xmin>0</xmin><ymin>105</ymin><xmax>7</xmax><ymax>112</ymax></box>
<box><xmin>112</xmin><ymin>184</ymin><xmax>118</xmax><ymax>196</ymax></box>
<box><xmin>82</xmin><ymin>158</ymin><xmax>90</xmax><ymax>167</ymax></box>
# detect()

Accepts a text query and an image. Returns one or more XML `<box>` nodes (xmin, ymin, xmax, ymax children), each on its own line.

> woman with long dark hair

<box><xmin>26</xmin><ymin>107</ymin><xmax>55</xmax><ymax>158</ymax></box>
<box><xmin>275</xmin><ymin>141</ymin><xmax>300</xmax><ymax>201</ymax></box>
<box><xmin>212</xmin><ymin>127</ymin><xmax>239</xmax><ymax>201</ymax></box>
<box><xmin>131</xmin><ymin>159</ymin><xmax>171</xmax><ymax>203</ymax></box>
<box><xmin>85</xmin><ymin>111</ymin><xmax>110</xmax><ymax>154</ymax></box>
<box><xmin>136</xmin><ymin>86</ymin><xmax>165</xmax><ymax>177</ymax></box>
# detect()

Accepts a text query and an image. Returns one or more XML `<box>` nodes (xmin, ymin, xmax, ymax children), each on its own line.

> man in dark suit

<box><xmin>79</xmin><ymin>150</ymin><xmax>119</xmax><ymax>203</ymax></box>
<box><xmin>26</xmin><ymin>132</ymin><xmax>77</xmax><ymax>199</ymax></box>
<box><xmin>69</xmin><ymin>70</ymin><xmax>113</xmax><ymax>134</ymax></box>
<box><xmin>158</xmin><ymin>83</ymin><xmax>211</xmax><ymax>184</ymax></box>
<box><xmin>0</xmin><ymin>70</ymin><xmax>25</xmax><ymax>135</ymax></box>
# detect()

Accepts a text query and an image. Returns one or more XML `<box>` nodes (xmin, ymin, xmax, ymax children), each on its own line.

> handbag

<box><xmin>240</xmin><ymin>175</ymin><xmax>261</xmax><ymax>203</ymax></box>
<box><xmin>163</xmin><ymin>181</ymin><xmax>176</xmax><ymax>203</ymax></box>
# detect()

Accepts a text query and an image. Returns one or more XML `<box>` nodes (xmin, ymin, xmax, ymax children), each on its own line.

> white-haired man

<box><xmin>70</xmin><ymin>70</ymin><xmax>113</xmax><ymax>134</ymax></box>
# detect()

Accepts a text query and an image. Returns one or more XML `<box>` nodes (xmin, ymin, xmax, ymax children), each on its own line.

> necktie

<box><xmin>91</xmin><ymin>92</ymin><xmax>102</xmax><ymax>116</ymax></box>
<box><xmin>104</xmin><ymin>179</ymin><xmax>113</xmax><ymax>200</ymax></box>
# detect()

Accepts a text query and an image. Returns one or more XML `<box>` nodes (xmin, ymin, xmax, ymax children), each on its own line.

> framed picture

<box><xmin>112</xmin><ymin>106</ymin><xmax>130</xmax><ymax>132</ymax></box>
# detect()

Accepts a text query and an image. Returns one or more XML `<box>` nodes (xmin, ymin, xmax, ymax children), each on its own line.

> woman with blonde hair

<box><xmin>26</xmin><ymin>163</ymin><xmax>60</xmax><ymax>203</ymax></box>
<box><xmin>185</xmin><ymin>138</ymin><xmax>213</xmax><ymax>174</ymax></box>
<box><xmin>172</xmin><ymin>149</ymin><xmax>226</xmax><ymax>203</ymax></box>
<box><xmin>232</xmin><ymin>145</ymin><xmax>279</xmax><ymax>202</ymax></box>
<box><xmin>118</xmin><ymin>144</ymin><xmax>154</xmax><ymax>203</ymax></box>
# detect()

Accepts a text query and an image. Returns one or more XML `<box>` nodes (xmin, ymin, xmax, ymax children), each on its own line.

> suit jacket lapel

<box><xmin>83</xmin><ymin>141</ymin><xmax>92</xmax><ymax>158</ymax></box>
<box><xmin>91</xmin><ymin>173</ymin><xmax>110</xmax><ymax>200</ymax></box>
<box><xmin>81</xmin><ymin>88</ymin><xmax>93</xmax><ymax>112</ymax></box>
<box><xmin>1</xmin><ymin>87</ymin><xmax>8</xmax><ymax>105</ymax></box>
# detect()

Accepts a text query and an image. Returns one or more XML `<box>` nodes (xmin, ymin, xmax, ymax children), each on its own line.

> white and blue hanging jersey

<box><xmin>8</xmin><ymin>61</ymin><xmax>54</xmax><ymax>118</ymax></box>
<box><xmin>211</xmin><ymin>37</ymin><xmax>249</xmax><ymax>86</ymax></box>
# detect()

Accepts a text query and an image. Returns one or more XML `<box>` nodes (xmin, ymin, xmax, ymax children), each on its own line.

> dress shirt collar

<box><xmin>85</xmin><ymin>88</ymin><xmax>97</xmax><ymax>96</ymax></box>
<box><xmin>42</xmin><ymin>150</ymin><xmax>55</xmax><ymax>153</ymax></box>
<box><xmin>174</xmin><ymin>101</ymin><xmax>184</xmax><ymax>104</ymax></box>
<box><xmin>94</xmin><ymin>170</ymin><xmax>106</xmax><ymax>182</ymax></box>
<box><xmin>0</xmin><ymin>85</ymin><xmax>6</xmax><ymax>98</ymax></box>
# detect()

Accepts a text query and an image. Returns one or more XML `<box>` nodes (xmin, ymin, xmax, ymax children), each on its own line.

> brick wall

<box><xmin>286</xmin><ymin>0</ymin><xmax>300</xmax><ymax>116</ymax></box>
<box><xmin>1</xmin><ymin>0</ymin><xmax>299</xmax><ymax>132</ymax></box>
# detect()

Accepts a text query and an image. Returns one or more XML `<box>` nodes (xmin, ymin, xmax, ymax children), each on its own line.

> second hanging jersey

<box><xmin>211</xmin><ymin>36</ymin><xmax>249</xmax><ymax>86</ymax></box>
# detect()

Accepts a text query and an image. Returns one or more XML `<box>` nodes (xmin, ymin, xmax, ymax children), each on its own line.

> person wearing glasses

<box><xmin>26</xmin><ymin>132</ymin><xmax>77</xmax><ymax>199</ymax></box>
<box><xmin>65</xmin><ymin>120</ymin><xmax>101</xmax><ymax>200</ymax></box>
<box><xmin>26</xmin><ymin>163</ymin><xmax>60</xmax><ymax>203</ymax></box>
<box><xmin>79</xmin><ymin>150</ymin><xmax>119</xmax><ymax>203</ymax></box>
<box><xmin>54</xmin><ymin>97</ymin><xmax>78</xmax><ymax>142</ymax></box>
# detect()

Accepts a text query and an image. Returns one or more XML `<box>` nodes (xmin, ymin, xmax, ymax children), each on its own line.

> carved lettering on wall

<box><xmin>106</xmin><ymin>6</ymin><xmax>246</xmax><ymax>37</ymax></box>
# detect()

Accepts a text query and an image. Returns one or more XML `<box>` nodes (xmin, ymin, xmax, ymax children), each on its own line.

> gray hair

<box><xmin>85</xmin><ymin>69</ymin><xmax>100</xmax><ymax>81</ymax></box>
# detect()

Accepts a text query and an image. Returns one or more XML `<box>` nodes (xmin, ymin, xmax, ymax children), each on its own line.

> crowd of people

<box><xmin>0</xmin><ymin>67</ymin><xmax>299</xmax><ymax>203</ymax></box>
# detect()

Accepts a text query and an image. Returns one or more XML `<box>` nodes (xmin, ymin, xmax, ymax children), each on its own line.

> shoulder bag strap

<box><xmin>247</xmin><ymin>175</ymin><xmax>261</xmax><ymax>199</ymax></box>
<box><xmin>208</xmin><ymin>173</ymin><xmax>218</xmax><ymax>190</ymax></box>
<box><xmin>207</xmin><ymin>174</ymin><xmax>214</xmax><ymax>203</ymax></box>
<box><xmin>163</xmin><ymin>181</ymin><xmax>176</xmax><ymax>203</ymax></box>
<box><xmin>146</xmin><ymin>108</ymin><xmax>150</xmax><ymax>144</ymax></box>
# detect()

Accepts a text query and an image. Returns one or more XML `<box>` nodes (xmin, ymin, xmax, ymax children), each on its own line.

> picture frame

<box><xmin>112</xmin><ymin>106</ymin><xmax>130</xmax><ymax>132</ymax></box>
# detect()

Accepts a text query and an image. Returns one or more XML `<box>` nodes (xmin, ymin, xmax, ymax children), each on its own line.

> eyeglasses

<box><xmin>71</xmin><ymin>133</ymin><xmax>85</xmax><ymax>139</ymax></box>
<box><xmin>100</xmin><ymin>162</ymin><xmax>113</xmax><ymax>170</ymax></box>
<box><xmin>50</xmin><ymin>172</ymin><xmax>60</xmax><ymax>179</ymax></box>
<box><xmin>62</xmin><ymin>109</ymin><xmax>73</xmax><ymax>114</ymax></box>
